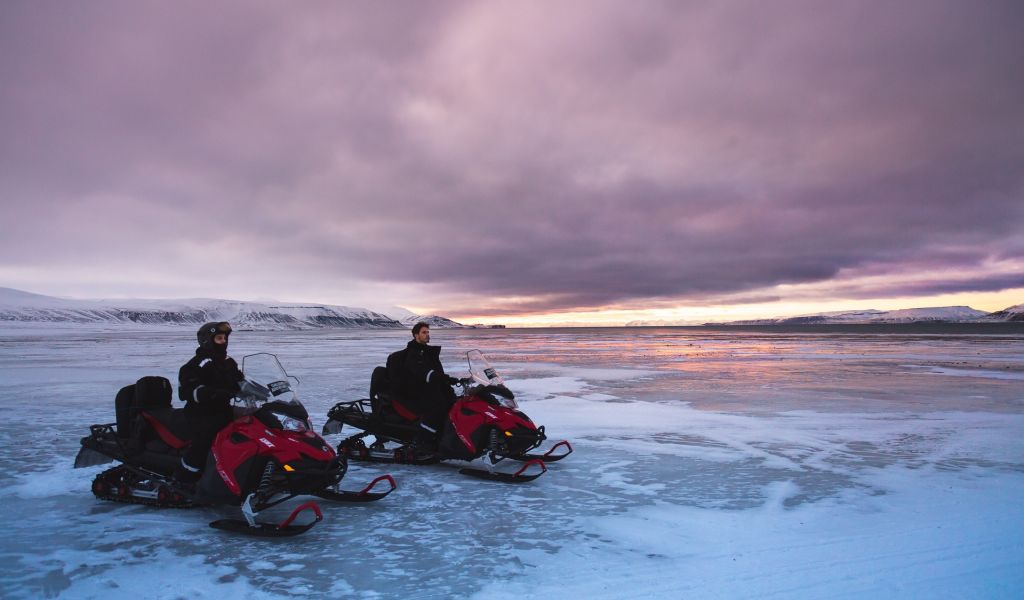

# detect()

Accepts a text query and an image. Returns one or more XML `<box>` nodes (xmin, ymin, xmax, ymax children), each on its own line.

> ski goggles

<box><xmin>207</xmin><ymin>322</ymin><xmax>232</xmax><ymax>335</ymax></box>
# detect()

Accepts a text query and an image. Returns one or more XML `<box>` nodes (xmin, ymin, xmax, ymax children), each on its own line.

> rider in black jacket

<box><xmin>174</xmin><ymin>321</ymin><xmax>243</xmax><ymax>484</ymax></box>
<box><xmin>387</xmin><ymin>322</ymin><xmax>458</xmax><ymax>439</ymax></box>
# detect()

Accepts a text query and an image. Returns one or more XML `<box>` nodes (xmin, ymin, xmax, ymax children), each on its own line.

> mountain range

<box><xmin>0</xmin><ymin>287</ymin><xmax>464</xmax><ymax>329</ymax></box>
<box><xmin>4</xmin><ymin>287</ymin><xmax>1020</xmax><ymax>329</ymax></box>
<box><xmin>626</xmin><ymin>304</ymin><xmax>1023</xmax><ymax>326</ymax></box>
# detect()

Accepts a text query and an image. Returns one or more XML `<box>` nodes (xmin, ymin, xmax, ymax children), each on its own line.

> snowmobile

<box><xmin>322</xmin><ymin>350</ymin><xmax>572</xmax><ymax>483</ymax></box>
<box><xmin>74</xmin><ymin>352</ymin><xmax>396</xmax><ymax>537</ymax></box>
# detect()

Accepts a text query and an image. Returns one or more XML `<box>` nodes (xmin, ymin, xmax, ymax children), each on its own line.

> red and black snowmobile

<box><xmin>74</xmin><ymin>352</ymin><xmax>396</xmax><ymax>537</ymax></box>
<box><xmin>322</xmin><ymin>350</ymin><xmax>572</xmax><ymax>483</ymax></box>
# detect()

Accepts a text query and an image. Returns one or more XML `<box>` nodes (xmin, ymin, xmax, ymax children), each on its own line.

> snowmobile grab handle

<box><xmin>543</xmin><ymin>440</ymin><xmax>573</xmax><ymax>458</ymax></box>
<box><xmin>513</xmin><ymin>459</ymin><xmax>547</xmax><ymax>479</ymax></box>
<box><xmin>356</xmin><ymin>474</ymin><xmax>397</xmax><ymax>496</ymax></box>
<box><xmin>277</xmin><ymin>501</ymin><xmax>323</xmax><ymax>529</ymax></box>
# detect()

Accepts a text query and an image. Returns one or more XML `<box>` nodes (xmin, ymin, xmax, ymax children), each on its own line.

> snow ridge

<box><xmin>0</xmin><ymin>287</ymin><xmax>465</xmax><ymax>329</ymax></box>
<box><xmin>626</xmin><ymin>304</ymin><xmax>1023</xmax><ymax>326</ymax></box>
<box><xmin>718</xmin><ymin>305</ymin><xmax>1017</xmax><ymax>325</ymax></box>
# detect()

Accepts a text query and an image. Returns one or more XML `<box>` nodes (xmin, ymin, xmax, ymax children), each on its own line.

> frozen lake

<box><xmin>1</xmin><ymin>326</ymin><xmax>1022</xmax><ymax>599</ymax></box>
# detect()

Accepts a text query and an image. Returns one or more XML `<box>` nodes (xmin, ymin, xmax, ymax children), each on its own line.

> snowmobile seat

<box><xmin>380</xmin><ymin>394</ymin><xmax>420</xmax><ymax>423</ymax></box>
<box><xmin>139</xmin><ymin>407</ymin><xmax>192</xmax><ymax>451</ymax></box>
<box><xmin>369</xmin><ymin>365</ymin><xmax>421</xmax><ymax>423</ymax></box>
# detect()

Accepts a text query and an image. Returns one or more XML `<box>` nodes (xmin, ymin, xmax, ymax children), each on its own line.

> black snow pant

<box><xmin>416</xmin><ymin>383</ymin><xmax>456</xmax><ymax>437</ymax></box>
<box><xmin>182</xmin><ymin>402</ymin><xmax>234</xmax><ymax>472</ymax></box>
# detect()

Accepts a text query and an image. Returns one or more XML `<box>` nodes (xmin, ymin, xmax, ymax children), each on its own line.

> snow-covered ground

<box><xmin>1</xmin><ymin>326</ymin><xmax>1022</xmax><ymax>599</ymax></box>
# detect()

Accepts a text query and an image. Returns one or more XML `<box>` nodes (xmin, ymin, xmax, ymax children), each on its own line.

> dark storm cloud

<box><xmin>2</xmin><ymin>1</ymin><xmax>1022</xmax><ymax>311</ymax></box>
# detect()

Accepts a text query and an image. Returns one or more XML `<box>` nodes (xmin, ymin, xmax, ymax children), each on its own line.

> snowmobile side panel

<box><xmin>210</xmin><ymin>417</ymin><xmax>339</xmax><ymax>496</ymax></box>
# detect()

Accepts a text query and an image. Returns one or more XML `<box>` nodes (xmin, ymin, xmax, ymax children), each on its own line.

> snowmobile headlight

<box><xmin>270</xmin><ymin>412</ymin><xmax>308</xmax><ymax>432</ymax></box>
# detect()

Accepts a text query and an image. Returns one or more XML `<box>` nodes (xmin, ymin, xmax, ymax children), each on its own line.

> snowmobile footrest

<box><xmin>314</xmin><ymin>474</ymin><xmax>397</xmax><ymax>502</ymax></box>
<box><xmin>209</xmin><ymin>501</ymin><xmax>323</xmax><ymax>537</ymax></box>
<box><xmin>459</xmin><ymin>458</ymin><xmax>547</xmax><ymax>483</ymax></box>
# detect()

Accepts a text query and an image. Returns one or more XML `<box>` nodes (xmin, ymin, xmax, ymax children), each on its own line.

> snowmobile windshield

<box><xmin>238</xmin><ymin>352</ymin><xmax>301</xmax><ymax>412</ymax></box>
<box><xmin>467</xmin><ymin>350</ymin><xmax>517</xmax><ymax>408</ymax></box>
<box><xmin>468</xmin><ymin>349</ymin><xmax>503</xmax><ymax>386</ymax></box>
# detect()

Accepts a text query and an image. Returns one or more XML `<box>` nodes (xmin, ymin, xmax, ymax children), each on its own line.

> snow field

<box><xmin>0</xmin><ymin>327</ymin><xmax>1021</xmax><ymax>599</ymax></box>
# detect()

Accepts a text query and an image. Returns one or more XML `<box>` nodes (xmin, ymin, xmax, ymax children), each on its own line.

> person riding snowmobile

<box><xmin>386</xmin><ymin>322</ymin><xmax>458</xmax><ymax>443</ymax></box>
<box><xmin>174</xmin><ymin>321</ymin><xmax>244</xmax><ymax>483</ymax></box>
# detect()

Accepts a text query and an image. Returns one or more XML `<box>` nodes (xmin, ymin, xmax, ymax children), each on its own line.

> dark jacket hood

<box><xmin>406</xmin><ymin>340</ymin><xmax>441</xmax><ymax>358</ymax></box>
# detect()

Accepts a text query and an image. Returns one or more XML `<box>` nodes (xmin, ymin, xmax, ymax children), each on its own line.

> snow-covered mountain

<box><xmin>391</xmin><ymin>313</ymin><xmax>466</xmax><ymax>328</ymax></box>
<box><xmin>624</xmin><ymin>318</ymin><xmax>705</xmax><ymax>327</ymax></box>
<box><xmin>364</xmin><ymin>303</ymin><xmax>466</xmax><ymax>329</ymax></box>
<box><xmin>709</xmin><ymin>305</ymin><xmax>1006</xmax><ymax>325</ymax></box>
<box><xmin>0</xmin><ymin>287</ymin><xmax>465</xmax><ymax>329</ymax></box>
<box><xmin>980</xmin><ymin>303</ymin><xmax>1024</xmax><ymax>322</ymax></box>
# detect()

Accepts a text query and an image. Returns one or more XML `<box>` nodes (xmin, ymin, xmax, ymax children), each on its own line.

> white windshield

<box><xmin>467</xmin><ymin>349</ymin><xmax>504</xmax><ymax>387</ymax></box>
<box><xmin>239</xmin><ymin>352</ymin><xmax>299</xmax><ymax>406</ymax></box>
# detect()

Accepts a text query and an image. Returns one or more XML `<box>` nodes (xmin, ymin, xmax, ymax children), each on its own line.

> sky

<box><xmin>1</xmin><ymin>1</ymin><xmax>1022</xmax><ymax>326</ymax></box>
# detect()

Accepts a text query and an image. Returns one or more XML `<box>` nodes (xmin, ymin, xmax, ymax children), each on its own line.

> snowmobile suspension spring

<box><xmin>258</xmin><ymin>461</ymin><xmax>277</xmax><ymax>494</ymax></box>
<box><xmin>488</xmin><ymin>428</ymin><xmax>507</xmax><ymax>455</ymax></box>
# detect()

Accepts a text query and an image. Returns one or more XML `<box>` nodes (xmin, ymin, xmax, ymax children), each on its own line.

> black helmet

<box><xmin>197</xmin><ymin>321</ymin><xmax>232</xmax><ymax>348</ymax></box>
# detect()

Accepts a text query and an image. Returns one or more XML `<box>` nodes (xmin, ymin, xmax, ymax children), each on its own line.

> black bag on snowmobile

<box><xmin>114</xmin><ymin>384</ymin><xmax>136</xmax><ymax>438</ymax></box>
<box><xmin>114</xmin><ymin>376</ymin><xmax>171</xmax><ymax>438</ymax></box>
<box><xmin>134</xmin><ymin>375</ymin><xmax>172</xmax><ymax>408</ymax></box>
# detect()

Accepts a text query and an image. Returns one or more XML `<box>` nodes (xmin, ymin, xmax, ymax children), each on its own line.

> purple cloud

<box><xmin>2</xmin><ymin>1</ymin><xmax>1022</xmax><ymax>314</ymax></box>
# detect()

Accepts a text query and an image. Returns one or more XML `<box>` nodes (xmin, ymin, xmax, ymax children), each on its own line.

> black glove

<box><xmin>200</xmin><ymin>387</ymin><xmax>235</xmax><ymax>406</ymax></box>
<box><xmin>446</xmin><ymin>375</ymin><xmax>460</xmax><ymax>386</ymax></box>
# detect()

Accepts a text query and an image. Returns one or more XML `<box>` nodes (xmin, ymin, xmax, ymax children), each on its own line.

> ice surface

<box><xmin>0</xmin><ymin>326</ymin><xmax>1022</xmax><ymax>599</ymax></box>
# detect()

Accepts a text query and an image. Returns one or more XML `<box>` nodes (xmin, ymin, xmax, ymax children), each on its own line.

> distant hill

<box><xmin>703</xmin><ymin>305</ymin><xmax>1019</xmax><ymax>326</ymax></box>
<box><xmin>391</xmin><ymin>314</ymin><xmax>466</xmax><ymax>328</ymax></box>
<box><xmin>0</xmin><ymin>287</ymin><xmax>465</xmax><ymax>329</ymax></box>
<box><xmin>363</xmin><ymin>303</ymin><xmax>471</xmax><ymax>329</ymax></box>
<box><xmin>980</xmin><ymin>303</ymin><xmax>1024</xmax><ymax>322</ymax></box>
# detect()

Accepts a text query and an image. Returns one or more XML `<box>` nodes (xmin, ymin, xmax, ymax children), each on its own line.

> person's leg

<box><xmin>177</xmin><ymin>404</ymin><xmax>232</xmax><ymax>482</ymax></box>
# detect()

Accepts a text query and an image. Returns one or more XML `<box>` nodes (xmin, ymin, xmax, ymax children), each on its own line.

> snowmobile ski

<box><xmin>209</xmin><ymin>500</ymin><xmax>323</xmax><ymax>537</ymax></box>
<box><xmin>458</xmin><ymin>458</ymin><xmax>547</xmax><ymax>483</ymax></box>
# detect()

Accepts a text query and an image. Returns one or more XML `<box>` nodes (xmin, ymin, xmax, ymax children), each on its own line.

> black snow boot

<box><xmin>172</xmin><ymin>459</ymin><xmax>201</xmax><ymax>490</ymax></box>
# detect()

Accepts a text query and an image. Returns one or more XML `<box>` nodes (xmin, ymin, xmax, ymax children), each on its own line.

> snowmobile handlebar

<box><xmin>234</xmin><ymin>379</ymin><xmax>271</xmax><ymax>410</ymax></box>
